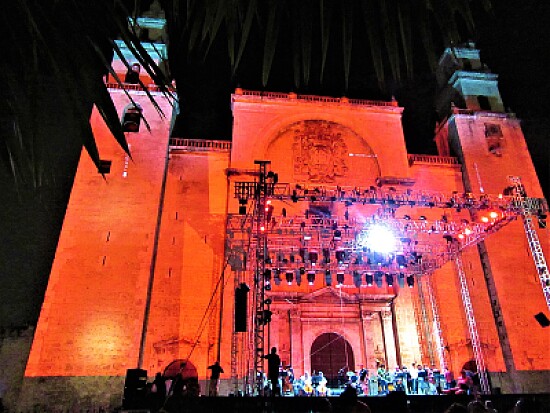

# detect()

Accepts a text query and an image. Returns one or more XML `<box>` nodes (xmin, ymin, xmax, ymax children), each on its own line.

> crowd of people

<box><xmin>261</xmin><ymin>355</ymin><xmax>480</xmax><ymax>398</ymax></box>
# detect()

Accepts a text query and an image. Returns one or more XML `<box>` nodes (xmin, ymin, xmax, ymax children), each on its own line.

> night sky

<box><xmin>0</xmin><ymin>1</ymin><xmax>548</xmax><ymax>328</ymax></box>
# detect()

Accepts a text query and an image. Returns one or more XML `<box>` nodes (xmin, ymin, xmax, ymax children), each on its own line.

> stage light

<box><xmin>481</xmin><ymin>216</ymin><xmax>489</xmax><ymax>223</ymax></box>
<box><xmin>398</xmin><ymin>273</ymin><xmax>405</xmax><ymax>288</ymax></box>
<box><xmin>274</xmin><ymin>269</ymin><xmax>282</xmax><ymax>285</ymax></box>
<box><xmin>285</xmin><ymin>272</ymin><xmax>294</xmax><ymax>285</ymax></box>
<box><xmin>264</xmin><ymin>298</ymin><xmax>272</xmax><ymax>305</ymax></box>
<box><xmin>307</xmin><ymin>271</ymin><xmax>316</xmax><ymax>285</ymax></box>
<box><xmin>443</xmin><ymin>235</ymin><xmax>454</xmax><ymax>243</ymax></box>
<box><xmin>263</xmin><ymin>269</ymin><xmax>272</xmax><ymax>281</ymax></box>
<box><xmin>403</xmin><ymin>215</ymin><xmax>411</xmax><ymax>220</ymax></box>
<box><xmin>406</xmin><ymin>275</ymin><xmax>415</xmax><ymax>288</ymax></box>
<box><xmin>352</xmin><ymin>270</ymin><xmax>362</xmax><ymax>288</ymax></box>
<box><xmin>419</xmin><ymin>216</ymin><xmax>427</xmax><ymax>221</ymax></box>
<box><xmin>489</xmin><ymin>211</ymin><xmax>499</xmax><ymax>219</ymax></box>
<box><xmin>385</xmin><ymin>273</ymin><xmax>394</xmax><ymax>286</ymax></box>
<box><xmin>262</xmin><ymin>310</ymin><xmax>272</xmax><ymax>325</ymax></box>
<box><xmin>374</xmin><ymin>271</ymin><xmax>384</xmax><ymax>287</ymax></box>
<box><xmin>396</xmin><ymin>255</ymin><xmax>407</xmax><ymax>268</ymax></box>
<box><xmin>325</xmin><ymin>269</ymin><xmax>332</xmax><ymax>286</ymax></box>
<box><xmin>336</xmin><ymin>272</ymin><xmax>345</xmax><ymax>285</ymax></box>
<box><xmin>464</xmin><ymin>228</ymin><xmax>472</xmax><ymax>235</ymax></box>
<box><xmin>335</xmin><ymin>250</ymin><xmax>347</xmax><ymax>263</ymax></box>
<box><xmin>359</xmin><ymin>225</ymin><xmax>397</xmax><ymax>254</ymax></box>
<box><xmin>334</xmin><ymin>229</ymin><xmax>342</xmax><ymax>239</ymax></box>
<box><xmin>458</xmin><ymin>233</ymin><xmax>465</xmax><ymax>239</ymax></box>
<box><xmin>323</xmin><ymin>248</ymin><xmax>331</xmax><ymax>264</ymax></box>
<box><xmin>309</xmin><ymin>251</ymin><xmax>318</xmax><ymax>264</ymax></box>
<box><xmin>365</xmin><ymin>273</ymin><xmax>374</xmax><ymax>286</ymax></box>
<box><xmin>295</xmin><ymin>269</ymin><xmax>302</xmax><ymax>286</ymax></box>
<box><xmin>260</xmin><ymin>226</ymin><xmax>265</xmax><ymax>232</ymax></box>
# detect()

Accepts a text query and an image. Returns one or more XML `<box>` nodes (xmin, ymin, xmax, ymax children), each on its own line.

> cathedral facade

<box><xmin>20</xmin><ymin>44</ymin><xmax>549</xmax><ymax>410</ymax></box>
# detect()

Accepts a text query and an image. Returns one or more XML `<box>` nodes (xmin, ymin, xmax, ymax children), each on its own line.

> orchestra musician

<box><xmin>358</xmin><ymin>368</ymin><xmax>369</xmax><ymax>395</ymax></box>
<box><xmin>301</xmin><ymin>371</ymin><xmax>314</xmax><ymax>396</ymax></box>
<box><xmin>282</xmin><ymin>366</ymin><xmax>294</xmax><ymax>395</ymax></box>
<box><xmin>316</xmin><ymin>371</ymin><xmax>328</xmax><ymax>396</ymax></box>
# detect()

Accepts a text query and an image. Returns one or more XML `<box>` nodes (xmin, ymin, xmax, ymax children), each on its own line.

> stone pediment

<box><xmin>270</xmin><ymin>287</ymin><xmax>394</xmax><ymax>306</ymax></box>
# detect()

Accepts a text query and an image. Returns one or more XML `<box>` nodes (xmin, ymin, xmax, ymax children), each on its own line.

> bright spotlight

<box><xmin>359</xmin><ymin>225</ymin><xmax>397</xmax><ymax>254</ymax></box>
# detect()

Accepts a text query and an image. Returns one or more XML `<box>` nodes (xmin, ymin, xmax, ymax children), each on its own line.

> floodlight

<box><xmin>360</xmin><ymin>225</ymin><xmax>397</xmax><ymax>254</ymax></box>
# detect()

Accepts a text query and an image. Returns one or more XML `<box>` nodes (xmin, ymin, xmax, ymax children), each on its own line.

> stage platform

<box><xmin>149</xmin><ymin>393</ymin><xmax>550</xmax><ymax>413</ymax></box>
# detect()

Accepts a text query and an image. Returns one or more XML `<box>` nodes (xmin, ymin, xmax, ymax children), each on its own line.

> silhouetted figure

<box><xmin>151</xmin><ymin>372</ymin><xmax>166</xmax><ymax>411</ymax></box>
<box><xmin>207</xmin><ymin>361</ymin><xmax>224</xmax><ymax>396</ymax></box>
<box><xmin>124</xmin><ymin>63</ymin><xmax>141</xmax><ymax>84</ymax></box>
<box><xmin>169</xmin><ymin>362</ymin><xmax>187</xmax><ymax>396</ymax></box>
<box><xmin>444</xmin><ymin>403</ymin><xmax>468</xmax><ymax>413</ymax></box>
<box><xmin>467</xmin><ymin>400</ymin><xmax>489</xmax><ymax>413</ymax></box>
<box><xmin>263</xmin><ymin>347</ymin><xmax>281</xmax><ymax>396</ymax></box>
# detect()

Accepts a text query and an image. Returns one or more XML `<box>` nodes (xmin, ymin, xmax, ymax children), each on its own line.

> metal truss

<box><xmin>226</xmin><ymin>172</ymin><xmax>548</xmax><ymax>394</ymax></box>
<box><xmin>454</xmin><ymin>253</ymin><xmax>490</xmax><ymax>394</ymax></box>
<box><xmin>508</xmin><ymin>176</ymin><xmax>550</xmax><ymax>310</ymax></box>
<box><xmin>424</xmin><ymin>274</ymin><xmax>448</xmax><ymax>370</ymax></box>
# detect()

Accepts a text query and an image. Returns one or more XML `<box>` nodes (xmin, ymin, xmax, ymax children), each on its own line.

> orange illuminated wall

<box><xmin>25</xmin><ymin>88</ymin><xmax>174</xmax><ymax>378</ymax></box>
<box><xmin>22</xmin><ymin>50</ymin><xmax>549</xmax><ymax>409</ymax></box>
<box><xmin>448</xmin><ymin>113</ymin><xmax>550</xmax><ymax>374</ymax></box>
<box><xmin>142</xmin><ymin>142</ymin><xmax>231</xmax><ymax>378</ymax></box>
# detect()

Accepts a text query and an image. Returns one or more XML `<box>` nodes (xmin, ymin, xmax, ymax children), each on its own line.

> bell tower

<box><xmin>435</xmin><ymin>43</ymin><xmax>549</xmax><ymax>393</ymax></box>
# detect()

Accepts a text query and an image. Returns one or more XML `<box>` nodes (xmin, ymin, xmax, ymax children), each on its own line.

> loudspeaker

<box><xmin>235</xmin><ymin>283</ymin><xmax>249</xmax><ymax>332</ymax></box>
<box><xmin>122</xmin><ymin>368</ymin><xmax>147</xmax><ymax>409</ymax></box>
<box><xmin>534</xmin><ymin>312</ymin><xmax>550</xmax><ymax>327</ymax></box>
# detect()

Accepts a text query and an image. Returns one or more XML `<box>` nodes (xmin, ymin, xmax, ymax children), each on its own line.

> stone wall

<box><xmin>18</xmin><ymin>375</ymin><xmax>125</xmax><ymax>412</ymax></box>
<box><xmin>0</xmin><ymin>327</ymin><xmax>34</xmax><ymax>411</ymax></box>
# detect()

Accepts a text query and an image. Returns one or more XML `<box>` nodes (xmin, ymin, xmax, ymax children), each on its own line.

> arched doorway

<box><xmin>311</xmin><ymin>333</ymin><xmax>355</xmax><ymax>386</ymax></box>
<box><xmin>163</xmin><ymin>359</ymin><xmax>198</xmax><ymax>380</ymax></box>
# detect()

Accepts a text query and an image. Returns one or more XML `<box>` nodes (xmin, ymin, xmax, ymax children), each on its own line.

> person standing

<box><xmin>263</xmin><ymin>347</ymin><xmax>282</xmax><ymax>396</ymax></box>
<box><xmin>409</xmin><ymin>363</ymin><xmax>419</xmax><ymax>394</ymax></box>
<box><xmin>151</xmin><ymin>372</ymin><xmax>167</xmax><ymax>410</ymax></box>
<box><xmin>376</xmin><ymin>364</ymin><xmax>389</xmax><ymax>395</ymax></box>
<box><xmin>207</xmin><ymin>361</ymin><xmax>224</xmax><ymax>396</ymax></box>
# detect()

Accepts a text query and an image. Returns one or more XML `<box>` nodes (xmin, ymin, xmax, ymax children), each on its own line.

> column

<box><xmin>289</xmin><ymin>309</ymin><xmax>304</xmax><ymax>375</ymax></box>
<box><xmin>381</xmin><ymin>310</ymin><xmax>398</xmax><ymax>369</ymax></box>
<box><xmin>360</xmin><ymin>308</ymin><xmax>376</xmax><ymax>368</ymax></box>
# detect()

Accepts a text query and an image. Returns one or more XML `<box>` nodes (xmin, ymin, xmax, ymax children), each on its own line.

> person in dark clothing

<box><xmin>124</xmin><ymin>63</ymin><xmax>141</xmax><ymax>84</ymax></box>
<box><xmin>169</xmin><ymin>362</ymin><xmax>188</xmax><ymax>396</ymax></box>
<box><xmin>263</xmin><ymin>347</ymin><xmax>281</xmax><ymax>396</ymax></box>
<box><xmin>207</xmin><ymin>361</ymin><xmax>224</xmax><ymax>396</ymax></box>
<box><xmin>151</xmin><ymin>372</ymin><xmax>166</xmax><ymax>410</ymax></box>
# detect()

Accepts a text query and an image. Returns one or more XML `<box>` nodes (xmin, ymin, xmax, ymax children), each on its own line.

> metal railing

<box><xmin>408</xmin><ymin>154</ymin><xmax>460</xmax><ymax>166</ymax></box>
<box><xmin>169</xmin><ymin>138</ymin><xmax>232</xmax><ymax>152</ymax></box>
<box><xmin>234</xmin><ymin>89</ymin><xmax>398</xmax><ymax>107</ymax></box>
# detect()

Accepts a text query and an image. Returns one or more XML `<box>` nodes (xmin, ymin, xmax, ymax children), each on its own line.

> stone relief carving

<box><xmin>291</xmin><ymin>120</ymin><xmax>349</xmax><ymax>183</ymax></box>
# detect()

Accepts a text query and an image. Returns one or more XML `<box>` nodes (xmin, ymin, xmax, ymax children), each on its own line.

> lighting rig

<box><xmin>226</xmin><ymin>165</ymin><xmax>548</xmax><ymax>395</ymax></box>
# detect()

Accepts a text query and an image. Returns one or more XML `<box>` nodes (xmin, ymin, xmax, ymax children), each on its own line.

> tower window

<box><xmin>484</xmin><ymin>123</ymin><xmax>504</xmax><ymax>156</ymax></box>
<box><xmin>477</xmin><ymin>95</ymin><xmax>491</xmax><ymax>111</ymax></box>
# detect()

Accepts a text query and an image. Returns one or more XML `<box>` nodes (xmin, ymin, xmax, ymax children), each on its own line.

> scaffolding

<box><xmin>508</xmin><ymin>176</ymin><xmax>550</xmax><ymax>310</ymax></box>
<box><xmin>226</xmin><ymin>165</ymin><xmax>548</xmax><ymax>395</ymax></box>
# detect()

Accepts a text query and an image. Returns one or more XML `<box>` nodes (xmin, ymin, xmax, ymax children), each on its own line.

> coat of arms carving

<box><xmin>292</xmin><ymin>120</ymin><xmax>349</xmax><ymax>183</ymax></box>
